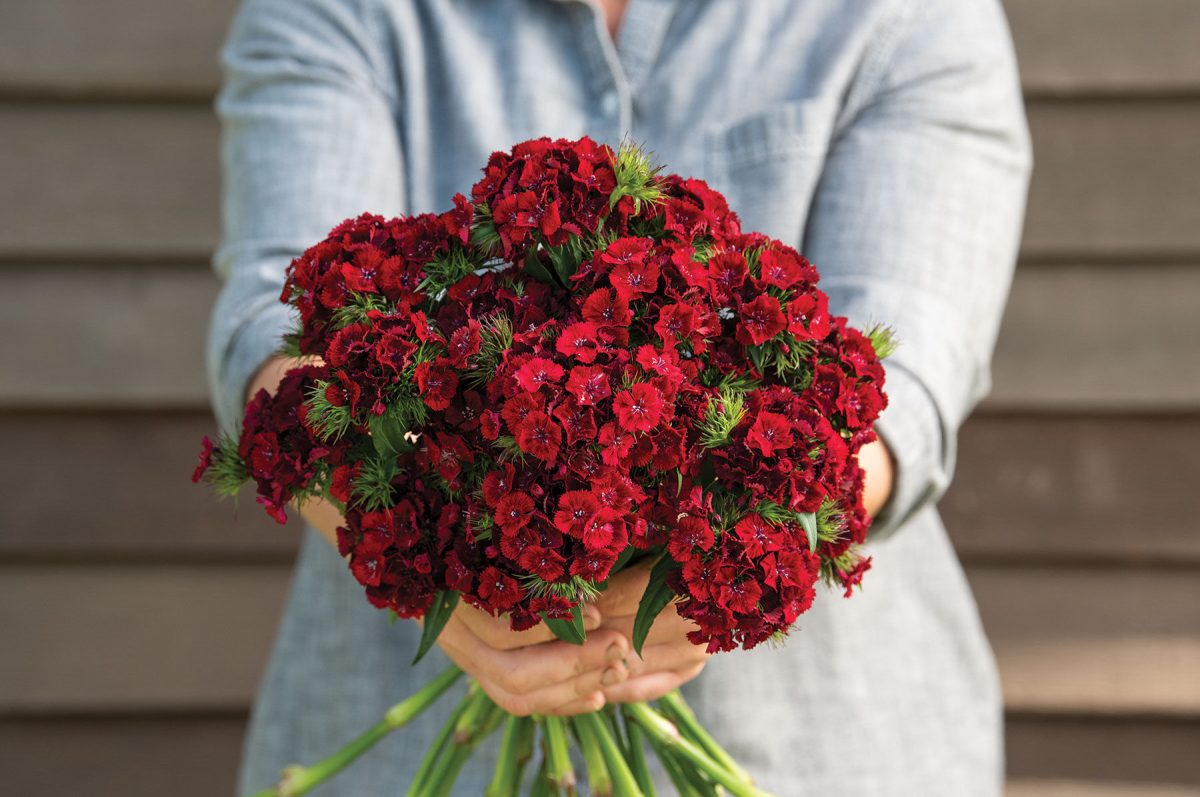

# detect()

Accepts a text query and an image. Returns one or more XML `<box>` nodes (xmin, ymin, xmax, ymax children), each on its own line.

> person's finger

<box><xmin>602</xmin><ymin>661</ymin><xmax>707</xmax><ymax>704</ymax></box>
<box><xmin>543</xmin><ymin>690</ymin><xmax>607</xmax><ymax>716</ymax></box>
<box><xmin>454</xmin><ymin>600</ymin><xmax>602</xmax><ymax>651</ymax></box>
<box><xmin>471</xmin><ymin>658</ymin><xmax>629</xmax><ymax>716</ymax></box>
<box><xmin>621</xmin><ymin>635</ymin><xmax>709</xmax><ymax>680</ymax></box>
<box><xmin>437</xmin><ymin>615</ymin><xmax>630</xmax><ymax>696</ymax></box>
<box><xmin>493</xmin><ymin>629</ymin><xmax>630</xmax><ymax>695</ymax></box>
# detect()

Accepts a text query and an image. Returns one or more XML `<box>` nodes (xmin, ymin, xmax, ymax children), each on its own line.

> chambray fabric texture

<box><xmin>206</xmin><ymin>0</ymin><xmax>1032</xmax><ymax>794</ymax></box>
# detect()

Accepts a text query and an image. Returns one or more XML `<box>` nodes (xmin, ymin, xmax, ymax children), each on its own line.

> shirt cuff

<box><xmin>866</xmin><ymin>359</ymin><xmax>949</xmax><ymax>542</ymax></box>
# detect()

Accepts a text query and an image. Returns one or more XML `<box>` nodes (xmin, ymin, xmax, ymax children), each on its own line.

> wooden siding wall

<box><xmin>1</xmin><ymin>1</ymin><xmax>1198</xmax><ymax>795</ymax></box>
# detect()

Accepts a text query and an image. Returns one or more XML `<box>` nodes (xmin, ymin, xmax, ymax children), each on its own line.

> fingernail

<box><xmin>582</xmin><ymin>606</ymin><xmax>602</xmax><ymax>629</ymax></box>
<box><xmin>605</xmin><ymin>642</ymin><xmax>625</xmax><ymax>662</ymax></box>
<box><xmin>601</xmin><ymin>666</ymin><xmax>625</xmax><ymax>686</ymax></box>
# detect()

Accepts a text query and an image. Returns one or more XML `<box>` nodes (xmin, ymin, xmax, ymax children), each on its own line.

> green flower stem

<box><xmin>673</xmin><ymin>757</ymin><xmax>719</xmax><ymax>797</ymax></box>
<box><xmin>571</xmin><ymin>714</ymin><xmax>613</xmax><ymax>797</ymax></box>
<box><xmin>648</xmin><ymin>737</ymin><xmax>701</xmax><ymax>797</ymax></box>
<box><xmin>486</xmin><ymin>714</ymin><xmax>536</xmax><ymax>797</ymax></box>
<box><xmin>658</xmin><ymin>690</ymin><xmax>753</xmax><ymax>785</ymax></box>
<box><xmin>405</xmin><ymin>685</ymin><xmax>477</xmax><ymax>797</ymax></box>
<box><xmin>606</xmin><ymin>709</ymin><xmax>631</xmax><ymax>759</ymax></box>
<box><xmin>428</xmin><ymin>699</ymin><xmax>505</xmax><ymax>797</ymax></box>
<box><xmin>540</xmin><ymin>715</ymin><xmax>577</xmax><ymax>794</ymax></box>
<box><xmin>453</xmin><ymin>682</ymin><xmax>494</xmax><ymax>743</ymax></box>
<box><xmin>625</xmin><ymin>702</ymin><xmax>774</xmax><ymax>797</ymax></box>
<box><xmin>574</xmin><ymin>711</ymin><xmax>643</xmax><ymax>797</ymax></box>
<box><xmin>529</xmin><ymin>754</ymin><xmax>553</xmax><ymax>797</ymax></box>
<box><xmin>251</xmin><ymin>666</ymin><xmax>462</xmax><ymax>797</ymax></box>
<box><xmin>621</xmin><ymin>711</ymin><xmax>657</xmax><ymax>797</ymax></box>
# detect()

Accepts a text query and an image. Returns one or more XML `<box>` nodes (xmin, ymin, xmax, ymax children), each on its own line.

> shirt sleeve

<box><xmin>206</xmin><ymin>0</ymin><xmax>406</xmax><ymax>435</ymax></box>
<box><xmin>802</xmin><ymin>0</ymin><xmax>1033</xmax><ymax>542</ymax></box>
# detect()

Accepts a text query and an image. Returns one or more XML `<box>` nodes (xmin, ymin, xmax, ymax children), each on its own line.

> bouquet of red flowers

<box><xmin>196</xmin><ymin>137</ymin><xmax>890</xmax><ymax>796</ymax></box>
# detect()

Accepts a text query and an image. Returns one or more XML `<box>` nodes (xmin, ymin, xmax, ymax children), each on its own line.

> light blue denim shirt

<box><xmin>208</xmin><ymin>0</ymin><xmax>1030</xmax><ymax>794</ymax></box>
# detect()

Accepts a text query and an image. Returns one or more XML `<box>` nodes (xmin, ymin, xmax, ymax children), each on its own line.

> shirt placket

<box><xmin>554</xmin><ymin>0</ymin><xmax>676</xmax><ymax>143</ymax></box>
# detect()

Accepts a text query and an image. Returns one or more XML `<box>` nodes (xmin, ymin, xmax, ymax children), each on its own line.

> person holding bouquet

<box><xmin>206</xmin><ymin>0</ymin><xmax>1030</xmax><ymax>794</ymax></box>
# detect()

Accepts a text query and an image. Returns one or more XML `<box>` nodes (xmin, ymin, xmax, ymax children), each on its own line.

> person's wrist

<box><xmin>860</xmin><ymin>436</ymin><xmax>895</xmax><ymax>518</ymax></box>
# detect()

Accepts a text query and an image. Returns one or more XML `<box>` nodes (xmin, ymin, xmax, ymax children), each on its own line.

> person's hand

<box><xmin>434</xmin><ymin>602</ymin><xmax>631</xmax><ymax>716</ymax></box>
<box><xmin>592</xmin><ymin>561</ymin><xmax>710</xmax><ymax>703</ymax></box>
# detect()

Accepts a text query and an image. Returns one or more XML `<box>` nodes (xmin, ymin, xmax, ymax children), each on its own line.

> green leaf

<box><xmin>798</xmin><ymin>512</ymin><xmax>819</xmax><ymax>553</ymax></box>
<box><xmin>632</xmin><ymin>556</ymin><xmax>679</xmax><ymax>657</ymax></box>
<box><xmin>368</xmin><ymin>413</ymin><xmax>410</xmax><ymax>458</ymax></box>
<box><xmin>412</xmin><ymin>590</ymin><xmax>459</xmax><ymax>665</ymax></box>
<box><xmin>612</xmin><ymin>544</ymin><xmax>637</xmax><ymax>574</ymax></box>
<box><xmin>522</xmin><ymin>248</ymin><xmax>561</xmax><ymax>288</ymax></box>
<box><xmin>545</xmin><ymin>243</ymin><xmax>580</xmax><ymax>285</ymax></box>
<box><xmin>542</xmin><ymin>602</ymin><xmax>586</xmax><ymax>645</ymax></box>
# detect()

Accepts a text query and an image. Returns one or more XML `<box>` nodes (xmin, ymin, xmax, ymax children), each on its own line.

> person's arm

<box><xmin>804</xmin><ymin>0</ymin><xmax>1033</xmax><ymax>542</ymax></box>
<box><xmin>209</xmin><ymin>0</ymin><xmax>629</xmax><ymax>717</ymax></box>
<box><xmin>594</xmin><ymin>0</ymin><xmax>1031</xmax><ymax>703</ymax></box>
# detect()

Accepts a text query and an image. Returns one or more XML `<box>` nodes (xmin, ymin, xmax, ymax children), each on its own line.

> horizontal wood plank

<box><xmin>1004</xmin><ymin>0</ymin><xmax>1200</xmax><ymax>97</ymax></box>
<box><xmin>0</xmin><ymin>715</ymin><xmax>245</xmax><ymax>797</ymax></box>
<box><xmin>943</xmin><ymin>414</ymin><xmax>1200</xmax><ymax>564</ymax></box>
<box><xmin>0</xmin><ymin>0</ymin><xmax>237</xmax><ymax>98</ymax></box>
<box><xmin>985</xmin><ymin>264</ymin><xmax>1200</xmax><ymax>409</ymax></box>
<box><xmin>1008</xmin><ymin>783</ymin><xmax>1200</xmax><ymax>797</ymax></box>
<box><xmin>4</xmin><ymin>262</ymin><xmax>1197</xmax><ymax>410</ymax></box>
<box><xmin>0</xmin><ymin>106</ymin><xmax>219</xmax><ymax>259</ymax></box>
<box><xmin>2</xmin><ymin>411</ymin><xmax>1195</xmax><ymax>564</ymax></box>
<box><xmin>1022</xmin><ymin>100</ymin><xmax>1200</xmax><ymax>258</ymax></box>
<box><xmin>0</xmin><ymin>265</ymin><xmax>215</xmax><ymax>408</ymax></box>
<box><xmin>0</xmin><ymin>564</ymin><xmax>292</xmax><ymax>713</ymax></box>
<box><xmin>1008</xmin><ymin>715</ymin><xmax>1200</xmax><ymax>786</ymax></box>
<box><xmin>0</xmin><ymin>412</ymin><xmax>298</xmax><ymax>562</ymax></box>
<box><xmin>2</xmin><ymin>1</ymin><xmax>1199</xmax><ymax>99</ymax></box>
<box><xmin>3</xmin><ymin>102</ymin><xmax>1200</xmax><ymax>260</ymax></box>
<box><xmin>3</xmin><ymin>563</ymin><xmax>1196</xmax><ymax>716</ymax></box>
<box><xmin>968</xmin><ymin>565</ymin><xmax>1200</xmax><ymax>717</ymax></box>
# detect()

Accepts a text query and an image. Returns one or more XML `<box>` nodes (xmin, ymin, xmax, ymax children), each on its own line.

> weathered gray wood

<box><xmin>3</xmin><ymin>563</ymin><xmax>1196</xmax><ymax>715</ymax></box>
<box><xmin>984</xmin><ymin>264</ymin><xmax>1200</xmax><ymax>410</ymax></box>
<box><xmin>2</xmin><ymin>1</ymin><xmax>1199</xmax><ymax>99</ymax></box>
<box><xmin>0</xmin><ymin>0</ymin><xmax>237</xmax><ymax>98</ymax></box>
<box><xmin>1022</xmin><ymin>101</ymin><xmax>1200</xmax><ymax>258</ymax></box>
<box><xmin>0</xmin><ymin>106</ymin><xmax>219</xmax><ymax>258</ymax></box>
<box><xmin>4</xmin><ymin>102</ymin><xmax>1200</xmax><ymax>260</ymax></box>
<box><xmin>943</xmin><ymin>414</ymin><xmax>1200</xmax><ymax>563</ymax></box>
<box><xmin>1008</xmin><ymin>715</ymin><xmax>1200</xmax><ymax>786</ymax></box>
<box><xmin>0</xmin><ymin>413</ymin><xmax>299</xmax><ymax>562</ymax></box>
<box><xmin>5</xmin><ymin>263</ymin><xmax>1197</xmax><ymax>409</ymax></box>
<box><xmin>0</xmin><ymin>716</ymin><xmax>245</xmax><ymax>797</ymax></box>
<box><xmin>1005</xmin><ymin>0</ymin><xmax>1200</xmax><ymax>96</ymax></box>
<box><xmin>0</xmin><ymin>265</ymin><xmax>216</xmax><ymax>408</ymax></box>
<box><xmin>0</xmin><ymin>564</ymin><xmax>292</xmax><ymax>712</ymax></box>
<box><xmin>1008</xmin><ymin>783</ymin><xmax>1200</xmax><ymax>797</ymax></box>
<box><xmin>968</xmin><ymin>565</ymin><xmax>1200</xmax><ymax>716</ymax></box>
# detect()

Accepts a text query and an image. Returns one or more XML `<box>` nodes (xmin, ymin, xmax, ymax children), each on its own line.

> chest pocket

<box><xmin>702</xmin><ymin>97</ymin><xmax>838</xmax><ymax>247</ymax></box>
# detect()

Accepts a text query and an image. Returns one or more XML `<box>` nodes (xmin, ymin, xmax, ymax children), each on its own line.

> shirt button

<box><xmin>600</xmin><ymin>91</ymin><xmax>620</xmax><ymax>117</ymax></box>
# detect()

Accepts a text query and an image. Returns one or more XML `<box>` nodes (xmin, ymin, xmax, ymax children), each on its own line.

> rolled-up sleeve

<box><xmin>206</xmin><ymin>0</ymin><xmax>407</xmax><ymax>434</ymax></box>
<box><xmin>803</xmin><ymin>0</ymin><xmax>1033</xmax><ymax>541</ymax></box>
